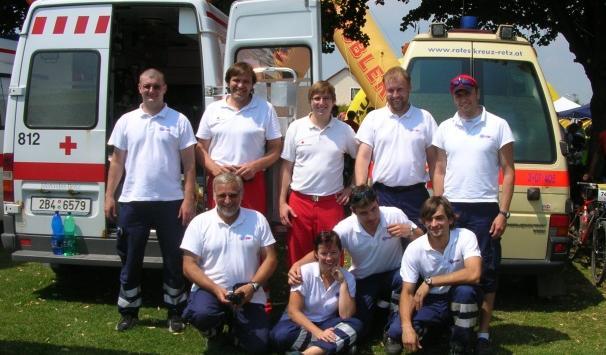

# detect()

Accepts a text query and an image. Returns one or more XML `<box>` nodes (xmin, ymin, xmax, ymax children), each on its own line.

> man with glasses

<box><xmin>355</xmin><ymin>66</ymin><xmax>438</xmax><ymax>226</ymax></box>
<box><xmin>181</xmin><ymin>172</ymin><xmax>278</xmax><ymax>353</ymax></box>
<box><xmin>106</xmin><ymin>68</ymin><xmax>196</xmax><ymax>332</ymax></box>
<box><xmin>432</xmin><ymin>74</ymin><xmax>515</xmax><ymax>355</ymax></box>
<box><xmin>288</xmin><ymin>185</ymin><xmax>423</xmax><ymax>341</ymax></box>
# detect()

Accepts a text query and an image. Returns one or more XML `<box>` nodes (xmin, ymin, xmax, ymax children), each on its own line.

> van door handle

<box><xmin>527</xmin><ymin>187</ymin><xmax>540</xmax><ymax>201</ymax></box>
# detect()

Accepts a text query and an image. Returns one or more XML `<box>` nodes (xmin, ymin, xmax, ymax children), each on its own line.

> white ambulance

<box><xmin>1</xmin><ymin>38</ymin><xmax>17</xmax><ymax>218</ymax></box>
<box><xmin>1</xmin><ymin>0</ymin><xmax>320</xmax><ymax>268</ymax></box>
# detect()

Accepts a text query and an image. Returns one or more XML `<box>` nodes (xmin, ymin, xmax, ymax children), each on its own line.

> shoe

<box><xmin>167</xmin><ymin>315</ymin><xmax>186</xmax><ymax>333</ymax></box>
<box><xmin>198</xmin><ymin>326</ymin><xmax>220</xmax><ymax>339</ymax></box>
<box><xmin>115</xmin><ymin>314</ymin><xmax>138</xmax><ymax>331</ymax></box>
<box><xmin>383</xmin><ymin>333</ymin><xmax>402</xmax><ymax>355</ymax></box>
<box><xmin>347</xmin><ymin>344</ymin><xmax>358</xmax><ymax>355</ymax></box>
<box><xmin>448</xmin><ymin>341</ymin><xmax>466</xmax><ymax>355</ymax></box>
<box><xmin>475</xmin><ymin>338</ymin><xmax>492</xmax><ymax>355</ymax></box>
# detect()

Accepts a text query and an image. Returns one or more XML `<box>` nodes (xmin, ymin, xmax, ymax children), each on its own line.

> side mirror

<box><xmin>559</xmin><ymin>140</ymin><xmax>570</xmax><ymax>157</ymax></box>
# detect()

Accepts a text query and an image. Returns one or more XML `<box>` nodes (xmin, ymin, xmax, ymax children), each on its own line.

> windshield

<box><xmin>408</xmin><ymin>57</ymin><xmax>555</xmax><ymax>163</ymax></box>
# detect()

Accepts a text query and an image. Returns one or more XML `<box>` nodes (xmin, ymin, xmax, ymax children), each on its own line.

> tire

<box><xmin>591</xmin><ymin>220</ymin><xmax>606</xmax><ymax>286</ymax></box>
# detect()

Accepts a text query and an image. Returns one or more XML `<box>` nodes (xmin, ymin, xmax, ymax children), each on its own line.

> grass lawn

<box><xmin>1</xmin><ymin>244</ymin><xmax>605</xmax><ymax>354</ymax></box>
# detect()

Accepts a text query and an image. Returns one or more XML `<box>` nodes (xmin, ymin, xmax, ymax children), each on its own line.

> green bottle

<box><xmin>63</xmin><ymin>212</ymin><xmax>77</xmax><ymax>256</ymax></box>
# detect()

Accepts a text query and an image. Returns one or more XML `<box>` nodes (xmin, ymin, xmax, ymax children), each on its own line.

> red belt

<box><xmin>293</xmin><ymin>190</ymin><xmax>337</xmax><ymax>202</ymax></box>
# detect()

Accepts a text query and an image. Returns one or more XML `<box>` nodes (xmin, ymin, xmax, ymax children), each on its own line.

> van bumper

<box><xmin>499</xmin><ymin>259</ymin><xmax>567</xmax><ymax>274</ymax></box>
<box><xmin>6</xmin><ymin>234</ymin><xmax>163</xmax><ymax>268</ymax></box>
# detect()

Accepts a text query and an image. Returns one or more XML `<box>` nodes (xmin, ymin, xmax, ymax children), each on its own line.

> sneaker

<box><xmin>115</xmin><ymin>314</ymin><xmax>138</xmax><ymax>331</ymax></box>
<box><xmin>448</xmin><ymin>341</ymin><xmax>466</xmax><ymax>355</ymax></box>
<box><xmin>167</xmin><ymin>315</ymin><xmax>186</xmax><ymax>333</ymax></box>
<box><xmin>383</xmin><ymin>333</ymin><xmax>402</xmax><ymax>355</ymax></box>
<box><xmin>475</xmin><ymin>338</ymin><xmax>492</xmax><ymax>355</ymax></box>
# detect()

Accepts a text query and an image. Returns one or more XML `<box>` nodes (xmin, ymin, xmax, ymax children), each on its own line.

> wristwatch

<box><xmin>249</xmin><ymin>282</ymin><xmax>260</xmax><ymax>292</ymax></box>
<box><xmin>499</xmin><ymin>210</ymin><xmax>511</xmax><ymax>219</ymax></box>
<box><xmin>424</xmin><ymin>277</ymin><xmax>433</xmax><ymax>287</ymax></box>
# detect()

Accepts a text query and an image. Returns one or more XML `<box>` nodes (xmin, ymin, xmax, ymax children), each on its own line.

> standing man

<box><xmin>279</xmin><ymin>81</ymin><xmax>358</xmax><ymax>266</ymax></box>
<box><xmin>288</xmin><ymin>186</ymin><xmax>423</xmax><ymax>338</ymax></box>
<box><xmin>432</xmin><ymin>74</ymin><xmax>515</xmax><ymax>354</ymax></box>
<box><xmin>181</xmin><ymin>173</ymin><xmax>278</xmax><ymax>353</ymax></box>
<box><xmin>105</xmin><ymin>68</ymin><xmax>196</xmax><ymax>332</ymax></box>
<box><xmin>386</xmin><ymin>196</ymin><xmax>482</xmax><ymax>355</ymax></box>
<box><xmin>197</xmin><ymin>62</ymin><xmax>282</xmax><ymax>214</ymax></box>
<box><xmin>355</xmin><ymin>66</ymin><xmax>438</xmax><ymax>225</ymax></box>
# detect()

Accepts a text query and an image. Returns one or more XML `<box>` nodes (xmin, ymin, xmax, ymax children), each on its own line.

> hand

<box><xmin>335</xmin><ymin>186</ymin><xmax>352</xmax><ymax>205</ymax></box>
<box><xmin>280</xmin><ymin>202</ymin><xmax>297</xmax><ymax>226</ymax></box>
<box><xmin>287</xmin><ymin>263</ymin><xmax>303</xmax><ymax>286</ymax></box>
<box><xmin>402</xmin><ymin>326</ymin><xmax>422</xmax><ymax>352</ymax></box>
<box><xmin>414</xmin><ymin>282</ymin><xmax>430</xmax><ymax>311</ymax></box>
<box><xmin>233</xmin><ymin>283</ymin><xmax>255</xmax><ymax>305</ymax></box>
<box><xmin>234</xmin><ymin>161</ymin><xmax>259</xmax><ymax>180</ymax></box>
<box><xmin>387</xmin><ymin>223</ymin><xmax>413</xmax><ymax>238</ymax></box>
<box><xmin>489</xmin><ymin>213</ymin><xmax>507</xmax><ymax>239</ymax></box>
<box><xmin>314</xmin><ymin>328</ymin><xmax>338</xmax><ymax>343</ymax></box>
<box><xmin>210</xmin><ymin>162</ymin><xmax>236</xmax><ymax>177</ymax></box>
<box><xmin>178</xmin><ymin>198</ymin><xmax>195</xmax><ymax>226</ymax></box>
<box><xmin>332</xmin><ymin>267</ymin><xmax>345</xmax><ymax>283</ymax></box>
<box><xmin>214</xmin><ymin>286</ymin><xmax>231</xmax><ymax>305</ymax></box>
<box><xmin>582</xmin><ymin>173</ymin><xmax>592</xmax><ymax>182</ymax></box>
<box><xmin>104</xmin><ymin>196</ymin><xmax>117</xmax><ymax>220</ymax></box>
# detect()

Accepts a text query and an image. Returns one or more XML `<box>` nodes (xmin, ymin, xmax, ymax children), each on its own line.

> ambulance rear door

<box><xmin>9</xmin><ymin>4</ymin><xmax>111</xmax><ymax>245</ymax></box>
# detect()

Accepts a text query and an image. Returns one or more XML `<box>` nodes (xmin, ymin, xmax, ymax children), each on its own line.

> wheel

<box><xmin>591</xmin><ymin>220</ymin><xmax>606</xmax><ymax>286</ymax></box>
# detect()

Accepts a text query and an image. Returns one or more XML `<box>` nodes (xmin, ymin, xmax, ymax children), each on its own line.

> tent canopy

<box><xmin>558</xmin><ymin>103</ymin><xmax>591</xmax><ymax>119</ymax></box>
<box><xmin>554</xmin><ymin>97</ymin><xmax>580</xmax><ymax>112</ymax></box>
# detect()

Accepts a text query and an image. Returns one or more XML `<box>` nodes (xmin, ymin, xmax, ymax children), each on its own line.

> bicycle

<box><xmin>568</xmin><ymin>182</ymin><xmax>606</xmax><ymax>286</ymax></box>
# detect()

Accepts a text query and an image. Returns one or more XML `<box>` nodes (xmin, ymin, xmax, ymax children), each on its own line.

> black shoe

<box><xmin>198</xmin><ymin>326</ymin><xmax>220</xmax><ymax>339</ymax></box>
<box><xmin>449</xmin><ymin>341</ymin><xmax>466</xmax><ymax>355</ymax></box>
<box><xmin>167</xmin><ymin>314</ymin><xmax>186</xmax><ymax>333</ymax></box>
<box><xmin>115</xmin><ymin>314</ymin><xmax>138</xmax><ymax>331</ymax></box>
<box><xmin>383</xmin><ymin>333</ymin><xmax>402</xmax><ymax>355</ymax></box>
<box><xmin>475</xmin><ymin>338</ymin><xmax>492</xmax><ymax>355</ymax></box>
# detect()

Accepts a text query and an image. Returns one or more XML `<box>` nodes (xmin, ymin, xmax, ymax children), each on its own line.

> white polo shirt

<box><xmin>180</xmin><ymin>207</ymin><xmax>276</xmax><ymax>305</ymax></box>
<box><xmin>400</xmin><ymin>228</ymin><xmax>481</xmax><ymax>294</ymax></box>
<box><xmin>108</xmin><ymin>105</ymin><xmax>197</xmax><ymax>202</ymax></box>
<box><xmin>333</xmin><ymin>206</ymin><xmax>417</xmax><ymax>279</ymax></box>
<box><xmin>287</xmin><ymin>262</ymin><xmax>356</xmax><ymax>322</ymax></box>
<box><xmin>281</xmin><ymin>116</ymin><xmax>358</xmax><ymax>195</ymax></box>
<box><xmin>432</xmin><ymin>107</ymin><xmax>514</xmax><ymax>202</ymax></box>
<box><xmin>356</xmin><ymin>105</ymin><xmax>437</xmax><ymax>187</ymax></box>
<box><xmin>197</xmin><ymin>95</ymin><xmax>282</xmax><ymax>165</ymax></box>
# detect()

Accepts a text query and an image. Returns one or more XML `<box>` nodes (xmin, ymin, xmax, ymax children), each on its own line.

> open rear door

<box><xmin>225</xmin><ymin>0</ymin><xmax>322</xmax><ymax>223</ymax></box>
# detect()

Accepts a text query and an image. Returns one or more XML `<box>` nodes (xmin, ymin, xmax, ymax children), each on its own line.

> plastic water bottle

<box><xmin>50</xmin><ymin>211</ymin><xmax>64</xmax><ymax>255</ymax></box>
<box><xmin>63</xmin><ymin>212</ymin><xmax>77</xmax><ymax>256</ymax></box>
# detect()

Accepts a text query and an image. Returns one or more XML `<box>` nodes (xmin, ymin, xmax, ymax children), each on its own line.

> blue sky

<box><xmin>322</xmin><ymin>1</ymin><xmax>592</xmax><ymax>104</ymax></box>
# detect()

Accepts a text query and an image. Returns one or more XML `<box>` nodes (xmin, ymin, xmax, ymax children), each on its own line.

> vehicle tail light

<box><xmin>3</xmin><ymin>153</ymin><xmax>14</xmax><ymax>202</ymax></box>
<box><xmin>19</xmin><ymin>238</ymin><xmax>32</xmax><ymax>247</ymax></box>
<box><xmin>549</xmin><ymin>214</ymin><xmax>569</xmax><ymax>237</ymax></box>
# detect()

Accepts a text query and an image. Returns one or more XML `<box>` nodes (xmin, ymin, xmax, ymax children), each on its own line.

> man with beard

<box><xmin>181</xmin><ymin>172</ymin><xmax>278</xmax><ymax>353</ymax></box>
<box><xmin>354</xmin><ymin>66</ymin><xmax>438</xmax><ymax>225</ymax></box>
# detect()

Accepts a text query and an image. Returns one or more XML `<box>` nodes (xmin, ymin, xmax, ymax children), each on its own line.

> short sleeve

<box><xmin>343</xmin><ymin>269</ymin><xmax>356</xmax><ymax>297</ymax></box>
<box><xmin>332</xmin><ymin>220</ymin><xmax>350</xmax><ymax>251</ymax></box>
<box><xmin>280</xmin><ymin>121</ymin><xmax>298</xmax><ymax>162</ymax></box>
<box><xmin>256</xmin><ymin>212</ymin><xmax>277</xmax><ymax>247</ymax></box>
<box><xmin>400</xmin><ymin>248</ymin><xmax>419</xmax><ymax>284</ymax></box>
<box><xmin>425</xmin><ymin>112</ymin><xmax>439</xmax><ymax>148</ymax></box>
<box><xmin>461</xmin><ymin>229</ymin><xmax>482</xmax><ymax>259</ymax></box>
<box><xmin>355</xmin><ymin>112</ymin><xmax>375</xmax><ymax>148</ymax></box>
<box><xmin>432</xmin><ymin>122</ymin><xmax>446</xmax><ymax>150</ymax></box>
<box><xmin>108</xmin><ymin>116</ymin><xmax>127</xmax><ymax>150</ymax></box>
<box><xmin>196</xmin><ymin>104</ymin><xmax>214</xmax><ymax>140</ymax></box>
<box><xmin>179</xmin><ymin>115</ymin><xmax>197</xmax><ymax>150</ymax></box>
<box><xmin>344</xmin><ymin>124</ymin><xmax>359</xmax><ymax>158</ymax></box>
<box><xmin>498</xmin><ymin>118</ymin><xmax>515</xmax><ymax>149</ymax></box>
<box><xmin>265</xmin><ymin>103</ymin><xmax>283</xmax><ymax>140</ymax></box>
<box><xmin>180</xmin><ymin>216</ymin><xmax>203</xmax><ymax>256</ymax></box>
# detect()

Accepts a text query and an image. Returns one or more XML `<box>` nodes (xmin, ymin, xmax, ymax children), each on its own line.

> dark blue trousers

<box><xmin>182</xmin><ymin>288</ymin><xmax>270</xmax><ymax>354</ymax></box>
<box><xmin>452</xmin><ymin>202</ymin><xmax>500</xmax><ymax>293</ymax></box>
<box><xmin>387</xmin><ymin>285</ymin><xmax>482</xmax><ymax>347</ymax></box>
<box><xmin>373</xmin><ymin>182</ymin><xmax>429</xmax><ymax>227</ymax></box>
<box><xmin>355</xmin><ymin>268</ymin><xmax>402</xmax><ymax>337</ymax></box>
<box><xmin>116</xmin><ymin>200</ymin><xmax>186</xmax><ymax>317</ymax></box>
<box><xmin>270</xmin><ymin>316</ymin><xmax>363</xmax><ymax>354</ymax></box>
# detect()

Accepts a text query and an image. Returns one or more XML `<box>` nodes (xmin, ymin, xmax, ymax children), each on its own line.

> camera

<box><xmin>226</xmin><ymin>290</ymin><xmax>244</xmax><ymax>305</ymax></box>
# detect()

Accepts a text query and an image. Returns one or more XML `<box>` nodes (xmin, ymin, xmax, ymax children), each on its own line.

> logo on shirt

<box><xmin>479</xmin><ymin>134</ymin><xmax>492</xmax><ymax>139</ymax></box>
<box><xmin>240</xmin><ymin>235</ymin><xmax>253</xmax><ymax>241</ymax></box>
<box><xmin>449</xmin><ymin>258</ymin><xmax>461</xmax><ymax>264</ymax></box>
<box><xmin>381</xmin><ymin>236</ymin><xmax>395</xmax><ymax>241</ymax></box>
<box><xmin>158</xmin><ymin>126</ymin><xmax>170</xmax><ymax>132</ymax></box>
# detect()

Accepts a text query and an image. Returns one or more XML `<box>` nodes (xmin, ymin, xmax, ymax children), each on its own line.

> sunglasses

<box><xmin>450</xmin><ymin>76</ymin><xmax>477</xmax><ymax>89</ymax></box>
<box><xmin>350</xmin><ymin>188</ymin><xmax>376</xmax><ymax>205</ymax></box>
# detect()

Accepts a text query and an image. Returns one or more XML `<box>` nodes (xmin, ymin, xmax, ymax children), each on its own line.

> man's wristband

<box><xmin>249</xmin><ymin>282</ymin><xmax>260</xmax><ymax>292</ymax></box>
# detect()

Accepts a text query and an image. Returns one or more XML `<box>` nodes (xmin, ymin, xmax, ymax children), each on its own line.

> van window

<box><xmin>408</xmin><ymin>57</ymin><xmax>555</xmax><ymax>163</ymax></box>
<box><xmin>1</xmin><ymin>75</ymin><xmax>9</xmax><ymax>129</ymax></box>
<box><xmin>26</xmin><ymin>51</ymin><xmax>99</xmax><ymax>128</ymax></box>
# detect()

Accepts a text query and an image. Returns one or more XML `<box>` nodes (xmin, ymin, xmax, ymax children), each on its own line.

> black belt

<box><xmin>373</xmin><ymin>182</ymin><xmax>426</xmax><ymax>192</ymax></box>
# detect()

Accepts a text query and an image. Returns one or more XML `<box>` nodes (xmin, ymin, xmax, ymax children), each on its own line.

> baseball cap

<box><xmin>450</xmin><ymin>74</ymin><xmax>478</xmax><ymax>93</ymax></box>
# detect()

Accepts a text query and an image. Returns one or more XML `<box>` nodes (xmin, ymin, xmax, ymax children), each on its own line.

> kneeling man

<box><xmin>386</xmin><ymin>196</ymin><xmax>482</xmax><ymax>354</ymax></box>
<box><xmin>181</xmin><ymin>172</ymin><xmax>278</xmax><ymax>353</ymax></box>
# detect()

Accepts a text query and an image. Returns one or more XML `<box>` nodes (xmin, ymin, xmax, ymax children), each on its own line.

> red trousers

<box><xmin>206</xmin><ymin>171</ymin><xmax>266</xmax><ymax>214</ymax></box>
<box><xmin>286</xmin><ymin>191</ymin><xmax>344</xmax><ymax>266</ymax></box>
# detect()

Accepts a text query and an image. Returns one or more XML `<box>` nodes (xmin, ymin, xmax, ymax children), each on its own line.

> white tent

<box><xmin>554</xmin><ymin>97</ymin><xmax>581</xmax><ymax>112</ymax></box>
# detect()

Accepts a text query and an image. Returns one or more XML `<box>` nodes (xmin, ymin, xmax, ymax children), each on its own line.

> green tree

<box><xmin>0</xmin><ymin>1</ymin><xmax>28</xmax><ymax>38</ymax></box>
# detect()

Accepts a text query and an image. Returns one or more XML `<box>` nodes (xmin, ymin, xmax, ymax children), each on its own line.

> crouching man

<box><xmin>386</xmin><ymin>196</ymin><xmax>482</xmax><ymax>354</ymax></box>
<box><xmin>180</xmin><ymin>172</ymin><xmax>278</xmax><ymax>353</ymax></box>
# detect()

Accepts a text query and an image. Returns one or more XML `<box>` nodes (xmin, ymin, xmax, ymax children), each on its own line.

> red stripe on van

<box><xmin>0</xmin><ymin>48</ymin><xmax>16</xmax><ymax>55</ymax></box>
<box><xmin>53</xmin><ymin>16</ymin><xmax>68</xmax><ymax>34</ymax></box>
<box><xmin>75</xmin><ymin>16</ymin><xmax>89</xmax><ymax>34</ymax></box>
<box><xmin>95</xmin><ymin>16</ymin><xmax>110</xmax><ymax>34</ymax></box>
<box><xmin>206</xmin><ymin>11</ymin><xmax>227</xmax><ymax>28</ymax></box>
<box><xmin>32</xmin><ymin>17</ymin><xmax>47</xmax><ymax>34</ymax></box>
<box><xmin>499</xmin><ymin>169</ymin><xmax>569</xmax><ymax>187</ymax></box>
<box><xmin>14</xmin><ymin>162</ymin><xmax>105</xmax><ymax>182</ymax></box>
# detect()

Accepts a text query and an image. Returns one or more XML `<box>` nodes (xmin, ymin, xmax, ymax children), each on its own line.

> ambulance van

<box><xmin>1</xmin><ymin>38</ymin><xmax>17</xmax><ymax>217</ymax></box>
<box><xmin>1</xmin><ymin>0</ymin><xmax>320</xmax><ymax>268</ymax></box>
<box><xmin>402</xmin><ymin>24</ymin><xmax>570</xmax><ymax>295</ymax></box>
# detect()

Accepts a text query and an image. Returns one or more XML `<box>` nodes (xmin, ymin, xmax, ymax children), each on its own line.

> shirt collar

<box><xmin>220</xmin><ymin>94</ymin><xmax>258</xmax><ymax>112</ymax></box>
<box><xmin>139</xmin><ymin>104</ymin><xmax>168</xmax><ymax>119</ymax></box>
<box><xmin>304</xmin><ymin>115</ymin><xmax>337</xmax><ymax>131</ymax></box>
<box><xmin>213</xmin><ymin>207</ymin><xmax>246</xmax><ymax>228</ymax></box>
<box><xmin>387</xmin><ymin>104</ymin><xmax>414</xmax><ymax>120</ymax></box>
<box><xmin>352</xmin><ymin>210</ymin><xmax>388</xmax><ymax>237</ymax></box>
<box><xmin>453</xmin><ymin>106</ymin><xmax>486</xmax><ymax>127</ymax></box>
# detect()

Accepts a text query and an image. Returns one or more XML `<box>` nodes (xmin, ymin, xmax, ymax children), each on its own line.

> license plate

<box><xmin>598</xmin><ymin>184</ymin><xmax>606</xmax><ymax>202</ymax></box>
<box><xmin>31</xmin><ymin>197</ymin><xmax>91</xmax><ymax>215</ymax></box>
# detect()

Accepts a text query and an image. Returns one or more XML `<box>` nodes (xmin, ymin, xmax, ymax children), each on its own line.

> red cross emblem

<box><xmin>59</xmin><ymin>136</ymin><xmax>77</xmax><ymax>155</ymax></box>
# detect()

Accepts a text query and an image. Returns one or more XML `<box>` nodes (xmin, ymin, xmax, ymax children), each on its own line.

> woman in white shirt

<box><xmin>270</xmin><ymin>231</ymin><xmax>362</xmax><ymax>354</ymax></box>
